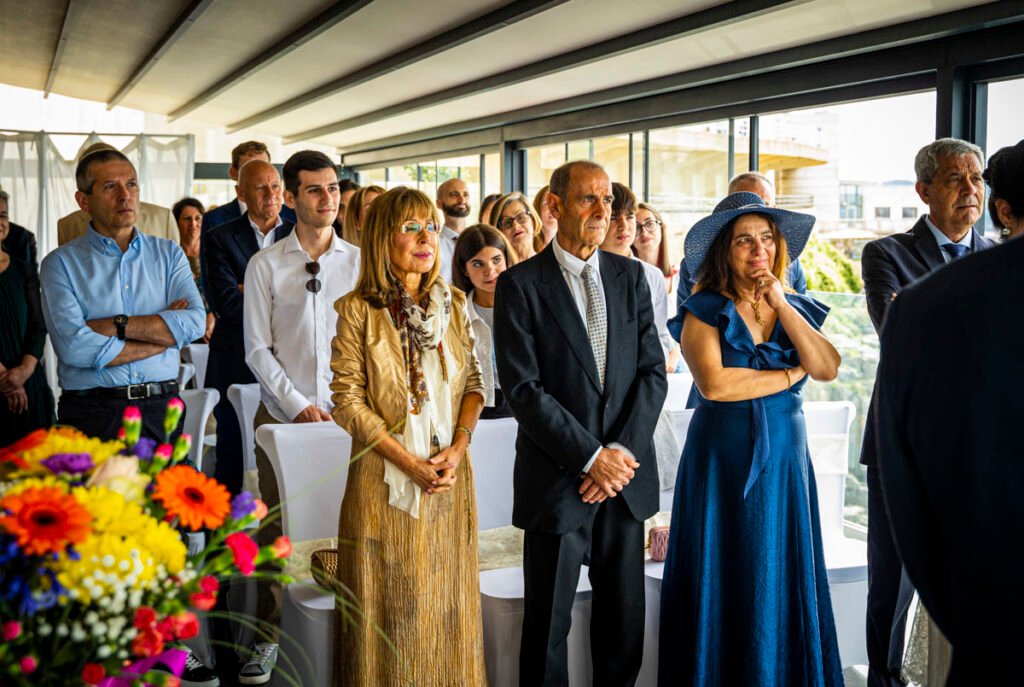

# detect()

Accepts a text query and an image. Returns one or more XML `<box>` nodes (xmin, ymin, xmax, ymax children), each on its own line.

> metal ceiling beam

<box><xmin>107</xmin><ymin>0</ymin><xmax>216</xmax><ymax>109</ymax></box>
<box><xmin>335</xmin><ymin>2</ymin><xmax>1024</xmax><ymax>156</ymax></box>
<box><xmin>226</xmin><ymin>0</ymin><xmax>569</xmax><ymax>133</ymax></box>
<box><xmin>44</xmin><ymin>0</ymin><xmax>77</xmax><ymax>97</ymax></box>
<box><xmin>285</xmin><ymin>0</ymin><xmax>801</xmax><ymax>143</ymax></box>
<box><xmin>167</xmin><ymin>0</ymin><xmax>375</xmax><ymax>122</ymax></box>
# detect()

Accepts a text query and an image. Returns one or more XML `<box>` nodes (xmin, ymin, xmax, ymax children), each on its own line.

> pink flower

<box><xmin>167</xmin><ymin>397</ymin><xmax>185</xmax><ymax>413</ymax></box>
<box><xmin>3</xmin><ymin>620</ymin><xmax>21</xmax><ymax>640</ymax></box>
<box><xmin>252</xmin><ymin>499</ymin><xmax>269</xmax><ymax>520</ymax></box>
<box><xmin>225</xmin><ymin>532</ymin><xmax>259</xmax><ymax>576</ymax></box>
<box><xmin>190</xmin><ymin>590</ymin><xmax>217</xmax><ymax>611</ymax></box>
<box><xmin>123</xmin><ymin>406</ymin><xmax>143</xmax><ymax>423</ymax></box>
<box><xmin>272</xmin><ymin>535</ymin><xmax>293</xmax><ymax>559</ymax></box>
<box><xmin>199</xmin><ymin>575</ymin><xmax>219</xmax><ymax>593</ymax></box>
<box><xmin>19</xmin><ymin>656</ymin><xmax>37</xmax><ymax>674</ymax></box>
<box><xmin>133</xmin><ymin>606</ymin><xmax>157</xmax><ymax>630</ymax></box>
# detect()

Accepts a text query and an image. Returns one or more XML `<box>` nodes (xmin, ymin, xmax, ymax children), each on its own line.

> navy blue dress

<box><xmin>658</xmin><ymin>291</ymin><xmax>844</xmax><ymax>686</ymax></box>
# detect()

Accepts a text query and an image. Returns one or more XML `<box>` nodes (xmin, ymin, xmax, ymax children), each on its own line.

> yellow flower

<box><xmin>2</xmin><ymin>475</ymin><xmax>68</xmax><ymax>497</ymax></box>
<box><xmin>14</xmin><ymin>428</ymin><xmax>123</xmax><ymax>475</ymax></box>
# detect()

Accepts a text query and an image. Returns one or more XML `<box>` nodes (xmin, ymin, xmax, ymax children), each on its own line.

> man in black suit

<box><xmin>494</xmin><ymin>160</ymin><xmax>667</xmax><ymax>686</ymax></box>
<box><xmin>875</xmin><ymin>233</ymin><xmax>1023</xmax><ymax>686</ymax></box>
<box><xmin>860</xmin><ymin>137</ymin><xmax>994</xmax><ymax>686</ymax></box>
<box><xmin>203</xmin><ymin>159</ymin><xmax>292</xmax><ymax>497</ymax></box>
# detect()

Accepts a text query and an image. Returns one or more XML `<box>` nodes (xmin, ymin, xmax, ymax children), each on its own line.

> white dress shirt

<box><xmin>550</xmin><ymin>239</ymin><xmax>634</xmax><ymax>473</ymax></box>
<box><xmin>635</xmin><ymin>257</ymin><xmax>677</xmax><ymax>358</ymax></box>
<box><xmin>465</xmin><ymin>297</ymin><xmax>497</xmax><ymax>406</ymax></box>
<box><xmin>249</xmin><ymin>214</ymin><xmax>282</xmax><ymax>251</ymax></box>
<box><xmin>439</xmin><ymin>224</ymin><xmax>460</xmax><ymax>283</ymax></box>
<box><xmin>243</xmin><ymin>231</ymin><xmax>360</xmax><ymax>422</ymax></box>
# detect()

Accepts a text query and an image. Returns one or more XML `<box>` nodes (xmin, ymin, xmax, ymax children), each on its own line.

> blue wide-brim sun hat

<box><xmin>683</xmin><ymin>191</ymin><xmax>816</xmax><ymax>278</ymax></box>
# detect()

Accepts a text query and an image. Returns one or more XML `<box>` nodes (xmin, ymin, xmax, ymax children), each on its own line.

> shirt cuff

<box><xmin>94</xmin><ymin>336</ymin><xmax>126</xmax><ymax>370</ymax></box>
<box><xmin>582</xmin><ymin>446</ymin><xmax>601</xmax><ymax>474</ymax></box>
<box><xmin>279</xmin><ymin>389</ymin><xmax>313</xmax><ymax>422</ymax></box>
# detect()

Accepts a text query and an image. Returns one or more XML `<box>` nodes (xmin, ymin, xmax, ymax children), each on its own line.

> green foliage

<box><xmin>801</xmin><ymin>239</ymin><xmax>863</xmax><ymax>293</ymax></box>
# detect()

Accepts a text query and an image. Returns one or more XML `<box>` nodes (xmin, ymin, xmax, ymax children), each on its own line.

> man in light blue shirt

<box><xmin>40</xmin><ymin>147</ymin><xmax>204</xmax><ymax>442</ymax></box>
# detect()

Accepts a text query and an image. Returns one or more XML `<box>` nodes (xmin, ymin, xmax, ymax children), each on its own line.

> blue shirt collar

<box><xmin>86</xmin><ymin>224</ymin><xmax>142</xmax><ymax>256</ymax></box>
<box><xmin>924</xmin><ymin>215</ymin><xmax>973</xmax><ymax>248</ymax></box>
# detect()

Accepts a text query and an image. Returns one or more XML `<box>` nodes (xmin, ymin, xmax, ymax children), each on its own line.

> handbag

<box><xmin>648</xmin><ymin>525</ymin><xmax>670</xmax><ymax>562</ymax></box>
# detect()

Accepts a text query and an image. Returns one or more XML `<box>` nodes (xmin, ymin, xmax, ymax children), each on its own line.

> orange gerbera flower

<box><xmin>0</xmin><ymin>486</ymin><xmax>92</xmax><ymax>556</ymax></box>
<box><xmin>153</xmin><ymin>466</ymin><xmax>230</xmax><ymax>531</ymax></box>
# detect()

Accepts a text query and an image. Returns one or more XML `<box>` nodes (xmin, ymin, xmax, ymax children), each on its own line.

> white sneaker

<box><xmin>238</xmin><ymin>642</ymin><xmax>278</xmax><ymax>685</ymax></box>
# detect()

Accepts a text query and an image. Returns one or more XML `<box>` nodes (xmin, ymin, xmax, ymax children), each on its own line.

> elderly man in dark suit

<box><xmin>875</xmin><ymin>232</ymin><xmax>1023</xmax><ymax>686</ymax></box>
<box><xmin>860</xmin><ymin>137</ymin><xmax>995</xmax><ymax>687</ymax></box>
<box><xmin>203</xmin><ymin>159</ymin><xmax>293</xmax><ymax>497</ymax></box>
<box><xmin>494</xmin><ymin>160</ymin><xmax>667</xmax><ymax>686</ymax></box>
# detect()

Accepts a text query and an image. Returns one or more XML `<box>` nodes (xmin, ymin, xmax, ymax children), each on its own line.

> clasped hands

<box><xmin>0</xmin><ymin>363</ymin><xmax>30</xmax><ymax>414</ymax></box>
<box><xmin>579</xmin><ymin>447</ymin><xmax>639</xmax><ymax>504</ymax></box>
<box><xmin>407</xmin><ymin>443</ymin><xmax>466</xmax><ymax>496</ymax></box>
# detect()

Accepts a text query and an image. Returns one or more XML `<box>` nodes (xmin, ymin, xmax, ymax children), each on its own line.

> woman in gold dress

<box><xmin>329</xmin><ymin>186</ymin><xmax>487</xmax><ymax>686</ymax></box>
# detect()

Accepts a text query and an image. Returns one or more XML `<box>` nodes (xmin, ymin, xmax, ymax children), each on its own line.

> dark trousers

<box><xmin>520</xmin><ymin>494</ymin><xmax>645</xmax><ymax>687</ymax></box>
<box><xmin>866</xmin><ymin>466</ymin><xmax>913</xmax><ymax>687</ymax></box>
<box><xmin>57</xmin><ymin>392</ymin><xmax>184</xmax><ymax>444</ymax></box>
<box><xmin>206</xmin><ymin>345</ymin><xmax>255</xmax><ymax>497</ymax></box>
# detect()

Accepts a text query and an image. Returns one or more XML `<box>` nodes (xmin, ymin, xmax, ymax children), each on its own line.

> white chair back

<box><xmin>228</xmin><ymin>383</ymin><xmax>262</xmax><ymax>472</ymax></box>
<box><xmin>663</xmin><ymin>372</ymin><xmax>694</xmax><ymax>412</ymax></box>
<box><xmin>254</xmin><ymin>423</ymin><xmax>352</xmax><ymax>542</ymax></box>
<box><xmin>666</xmin><ymin>408</ymin><xmax>696</xmax><ymax>449</ymax></box>
<box><xmin>179</xmin><ymin>388</ymin><xmax>219</xmax><ymax>471</ymax></box>
<box><xmin>471</xmin><ymin>417</ymin><xmax>518</xmax><ymax>531</ymax></box>
<box><xmin>177</xmin><ymin>362</ymin><xmax>195</xmax><ymax>389</ymax></box>
<box><xmin>803</xmin><ymin>400</ymin><xmax>856</xmax><ymax>538</ymax></box>
<box><xmin>182</xmin><ymin>344</ymin><xmax>210</xmax><ymax>389</ymax></box>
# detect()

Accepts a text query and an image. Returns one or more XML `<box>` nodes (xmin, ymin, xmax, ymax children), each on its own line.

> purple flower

<box><xmin>134</xmin><ymin>437</ymin><xmax>157</xmax><ymax>461</ymax></box>
<box><xmin>230</xmin><ymin>491</ymin><xmax>256</xmax><ymax>520</ymax></box>
<box><xmin>41</xmin><ymin>453</ymin><xmax>94</xmax><ymax>475</ymax></box>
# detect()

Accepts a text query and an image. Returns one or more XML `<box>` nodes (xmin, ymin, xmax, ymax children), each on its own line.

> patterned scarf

<box><xmin>388</xmin><ymin>279</ymin><xmax>452</xmax><ymax>415</ymax></box>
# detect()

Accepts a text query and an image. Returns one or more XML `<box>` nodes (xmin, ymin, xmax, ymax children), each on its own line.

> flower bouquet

<box><xmin>0</xmin><ymin>401</ymin><xmax>292</xmax><ymax>686</ymax></box>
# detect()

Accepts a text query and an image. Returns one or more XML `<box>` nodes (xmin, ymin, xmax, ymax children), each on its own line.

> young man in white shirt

<box><xmin>240</xmin><ymin>150</ymin><xmax>360</xmax><ymax>685</ymax></box>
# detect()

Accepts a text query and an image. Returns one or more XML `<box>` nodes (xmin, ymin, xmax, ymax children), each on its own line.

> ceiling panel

<box><xmin>0</xmin><ymin>0</ymin><xmax>70</xmax><ymax>91</ymax></box>
<box><xmin>310</xmin><ymin>0</ymin><xmax>993</xmax><ymax>148</ymax></box>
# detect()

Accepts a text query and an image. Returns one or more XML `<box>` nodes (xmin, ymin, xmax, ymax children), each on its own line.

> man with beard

<box><xmin>436</xmin><ymin>178</ymin><xmax>472</xmax><ymax>281</ymax></box>
<box><xmin>241</xmin><ymin>150</ymin><xmax>360</xmax><ymax>685</ymax></box>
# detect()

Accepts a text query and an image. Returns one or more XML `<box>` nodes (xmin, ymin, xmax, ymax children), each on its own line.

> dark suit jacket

<box><xmin>493</xmin><ymin>246</ymin><xmax>667</xmax><ymax>534</ymax></box>
<box><xmin>2</xmin><ymin>223</ymin><xmax>38</xmax><ymax>269</ymax></box>
<box><xmin>200</xmin><ymin>199</ymin><xmax>294</xmax><ymax>287</ymax></box>
<box><xmin>203</xmin><ymin>214</ymin><xmax>293</xmax><ymax>389</ymax></box>
<box><xmin>860</xmin><ymin>217</ymin><xmax>995</xmax><ymax>466</ymax></box>
<box><xmin>875</xmin><ymin>236</ymin><xmax>1024</xmax><ymax>686</ymax></box>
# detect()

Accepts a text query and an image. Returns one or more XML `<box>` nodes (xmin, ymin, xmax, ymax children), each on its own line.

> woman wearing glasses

<box><xmin>633</xmin><ymin>202</ymin><xmax>676</xmax><ymax>292</ymax></box>
<box><xmin>329</xmin><ymin>186</ymin><xmax>487</xmax><ymax>686</ymax></box>
<box><xmin>489</xmin><ymin>192</ymin><xmax>545</xmax><ymax>261</ymax></box>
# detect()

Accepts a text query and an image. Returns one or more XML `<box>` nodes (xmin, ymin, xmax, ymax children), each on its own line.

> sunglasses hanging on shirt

<box><xmin>305</xmin><ymin>261</ymin><xmax>322</xmax><ymax>293</ymax></box>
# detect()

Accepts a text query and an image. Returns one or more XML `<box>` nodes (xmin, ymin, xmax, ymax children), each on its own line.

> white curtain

<box><xmin>0</xmin><ymin>131</ymin><xmax>194</xmax><ymax>259</ymax></box>
<box><xmin>0</xmin><ymin>131</ymin><xmax>194</xmax><ymax>397</ymax></box>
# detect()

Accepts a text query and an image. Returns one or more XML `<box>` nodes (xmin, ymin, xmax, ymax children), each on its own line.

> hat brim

<box><xmin>684</xmin><ymin>205</ymin><xmax>815</xmax><ymax>279</ymax></box>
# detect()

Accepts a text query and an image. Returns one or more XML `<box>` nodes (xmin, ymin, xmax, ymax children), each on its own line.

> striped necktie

<box><xmin>581</xmin><ymin>264</ymin><xmax>607</xmax><ymax>388</ymax></box>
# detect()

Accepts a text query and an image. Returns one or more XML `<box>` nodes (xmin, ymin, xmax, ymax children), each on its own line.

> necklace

<box><xmin>748</xmin><ymin>299</ymin><xmax>765</xmax><ymax>327</ymax></box>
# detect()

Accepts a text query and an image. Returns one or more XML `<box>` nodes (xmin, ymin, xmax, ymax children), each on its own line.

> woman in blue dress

<box><xmin>658</xmin><ymin>192</ymin><xmax>844</xmax><ymax>686</ymax></box>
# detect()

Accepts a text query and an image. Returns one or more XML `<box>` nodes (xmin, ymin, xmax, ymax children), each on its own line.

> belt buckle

<box><xmin>126</xmin><ymin>384</ymin><xmax>147</xmax><ymax>400</ymax></box>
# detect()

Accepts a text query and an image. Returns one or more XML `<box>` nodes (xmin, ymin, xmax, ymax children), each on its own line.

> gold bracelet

<box><xmin>454</xmin><ymin>425</ymin><xmax>472</xmax><ymax>445</ymax></box>
<box><xmin>784</xmin><ymin>368</ymin><xmax>792</xmax><ymax>390</ymax></box>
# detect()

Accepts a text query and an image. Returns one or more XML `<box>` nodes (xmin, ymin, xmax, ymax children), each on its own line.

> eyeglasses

<box><xmin>305</xmin><ymin>261</ymin><xmax>321</xmax><ymax>293</ymax></box>
<box><xmin>399</xmin><ymin>221</ymin><xmax>440</xmax><ymax>235</ymax></box>
<box><xmin>498</xmin><ymin>212</ymin><xmax>533</xmax><ymax>231</ymax></box>
<box><xmin>637</xmin><ymin>219</ymin><xmax>663</xmax><ymax>234</ymax></box>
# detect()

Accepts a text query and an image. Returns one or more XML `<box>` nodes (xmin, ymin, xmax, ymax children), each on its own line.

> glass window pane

<box><xmin>567</xmin><ymin>139</ymin><xmax>589</xmax><ymax>161</ymax></box>
<box><xmin>358</xmin><ymin>168</ymin><xmax>386</xmax><ymax>187</ymax></box>
<box><xmin>648</xmin><ymin>119</ymin><xmax>732</xmax><ymax>267</ymax></box>
<box><xmin>591</xmin><ymin>134</ymin><xmax>631</xmax><ymax>186</ymax></box>
<box><xmin>483</xmin><ymin>154</ymin><xmax>501</xmax><ymax>198</ymax></box>
<box><xmin>526</xmin><ymin>143</ymin><xmax>566</xmax><ymax>200</ymax></box>
<box><xmin>631</xmin><ymin>132</ymin><xmax>646</xmax><ymax>202</ymax></box>
<box><xmin>732</xmin><ymin>117</ymin><xmax>751</xmax><ymax>177</ymax></box>
<box><xmin>386</xmin><ymin>164</ymin><xmax>415</xmax><ymax>190</ymax></box>
<box><xmin>985</xmin><ymin>77</ymin><xmax>1024</xmax><ymax>154</ymax></box>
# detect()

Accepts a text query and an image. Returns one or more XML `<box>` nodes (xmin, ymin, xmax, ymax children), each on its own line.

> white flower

<box><xmin>71</xmin><ymin>625</ymin><xmax>86</xmax><ymax>642</ymax></box>
<box><xmin>93</xmin><ymin>622</ymin><xmax>108</xmax><ymax>637</ymax></box>
<box><xmin>37</xmin><ymin>624</ymin><xmax>52</xmax><ymax>637</ymax></box>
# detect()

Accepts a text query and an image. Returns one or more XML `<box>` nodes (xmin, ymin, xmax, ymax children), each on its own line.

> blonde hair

<box><xmin>355</xmin><ymin>187</ymin><xmax>441</xmax><ymax>307</ymax></box>
<box><xmin>489</xmin><ymin>192</ymin><xmax>545</xmax><ymax>254</ymax></box>
<box><xmin>532</xmin><ymin>185</ymin><xmax>550</xmax><ymax>217</ymax></box>
<box><xmin>342</xmin><ymin>185</ymin><xmax>384</xmax><ymax>246</ymax></box>
<box><xmin>637</xmin><ymin>202</ymin><xmax>673</xmax><ymax>277</ymax></box>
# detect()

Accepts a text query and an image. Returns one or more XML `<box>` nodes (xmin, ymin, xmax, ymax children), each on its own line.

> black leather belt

<box><xmin>63</xmin><ymin>381</ymin><xmax>179</xmax><ymax>400</ymax></box>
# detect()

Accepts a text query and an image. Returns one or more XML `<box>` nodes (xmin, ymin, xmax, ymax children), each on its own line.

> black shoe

<box><xmin>179</xmin><ymin>649</ymin><xmax>220</xmax><ymax>687</ymax></box>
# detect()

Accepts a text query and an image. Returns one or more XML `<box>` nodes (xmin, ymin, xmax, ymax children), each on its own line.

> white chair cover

<box><xmin>472</xmin><ymin>417</ymin><xmax>518</xmax><ymax>531</ymax></box>
<box><xmin>228</xmin><ymin>383</ymin><xmax>261</xmax><ymax>472</ymax></box>
<box><xmin>182</xmin><ymin>343</ymin><xmax>210</xmax><ymax>389</ymax></box>
<box><xmin>663</xmin><ymin>372</ymin><xmax>694</xmax><ymax>412</ymax></box>
<box><xmin>256</xmin><ymin>422</ymin><xmax>352</xmax><ymax>687</ymax></box>
<box><xmin>178</xmin><ymin>388</ymin><xmax>218</xmax><ymax>472</ymax></box>
<box><xmin>177</xmin><ymin>362</ymin><xmax>195</xmax><ymax>389</ymax></box>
